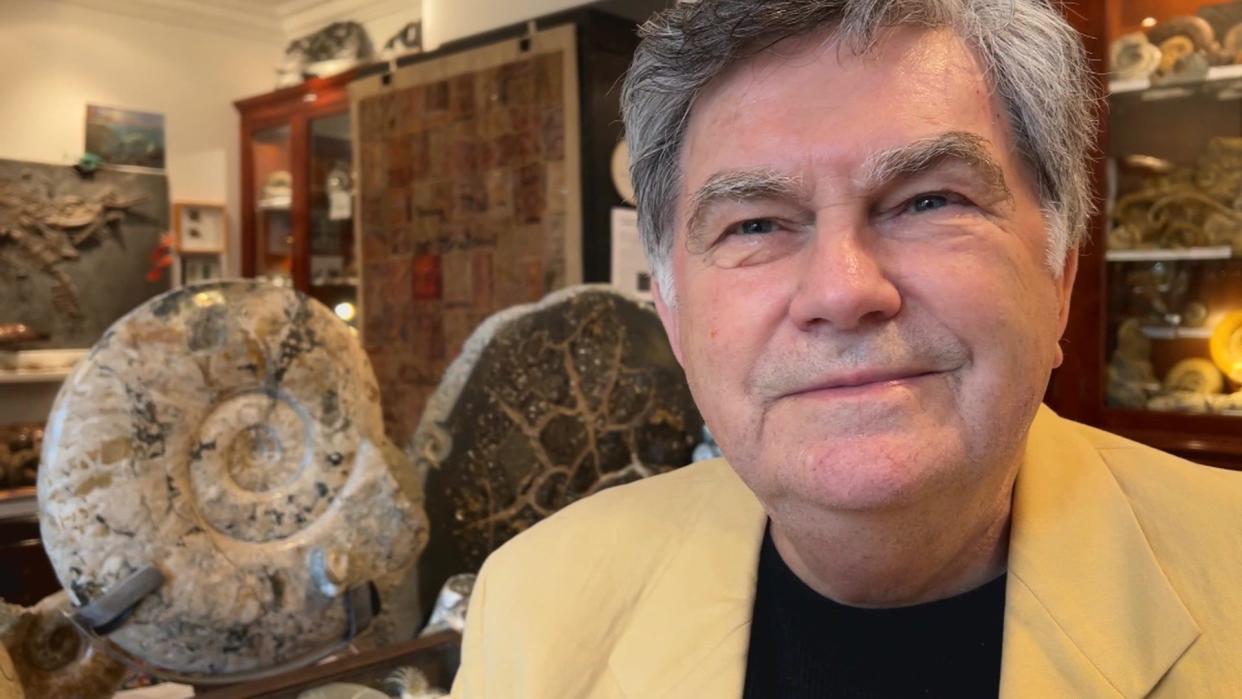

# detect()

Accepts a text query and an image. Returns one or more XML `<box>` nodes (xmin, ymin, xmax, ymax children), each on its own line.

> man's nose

<box><xmin>787</xmin><ymin>224</ymin><xmax>901</xmax><ymax>331</ymax></box>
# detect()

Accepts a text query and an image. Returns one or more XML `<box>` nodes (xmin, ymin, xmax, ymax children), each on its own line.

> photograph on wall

<box><xmin>0</xmin><ymin>159</ymin><xmax>171</xmax><ymax>349</ymax></box>
<box><xmin>85</xmin><ymin>104</ymin><xmax>166</xmax><ymax>170</ymax></box>
<box><xmin>174</xmin><ymin>202</ymin><xmax>227</xmax><ymax>253</ymax></box>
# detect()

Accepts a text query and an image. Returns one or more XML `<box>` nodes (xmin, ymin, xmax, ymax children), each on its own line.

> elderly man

<box><xmin>452</xmin><ymin>1</ymin><xmax>1242</xmax><ymax>696</ymax></box>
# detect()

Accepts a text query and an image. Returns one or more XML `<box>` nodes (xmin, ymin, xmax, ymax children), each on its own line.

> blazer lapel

<box><xmin>1000</xmin><ymin>407</ymin><xmax>1200</xmax><ymax>698</ymax></box>
<box><xmin>606</xmin><ymin>459</ymin><xmax>767</xmax><ymax>698</ymax></box>
<box><xmin>607</xmin><ymin>407</ymin><xmax>1199</xmax><ymax>698</ymax></box>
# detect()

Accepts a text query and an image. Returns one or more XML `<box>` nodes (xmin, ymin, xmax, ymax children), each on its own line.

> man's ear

<box><xmin>1052</xmin><ymin>247</ymin><xmax>1079</xmax><ymax>369</ymax></box>
<box><xmin>652</xmin><ymin>277</ymin><xmax>685</xmax><ymax>367</ymax></box>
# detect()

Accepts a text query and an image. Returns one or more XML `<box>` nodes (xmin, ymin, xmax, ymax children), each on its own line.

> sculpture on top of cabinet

<box><xmin>278</xmin><ymin>21</ymin><xmax>375</xmax><ymax>87</ymax></box>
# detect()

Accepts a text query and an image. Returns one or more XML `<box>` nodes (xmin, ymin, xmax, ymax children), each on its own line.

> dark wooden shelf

<box><xmin>1048</xmin><ymin>2</ymin><xmax>1242</xmax><ymax>471</ymax></box>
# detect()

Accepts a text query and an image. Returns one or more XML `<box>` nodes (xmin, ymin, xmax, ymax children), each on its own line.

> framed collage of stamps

<box><xmin>350</xmin><ymin>25</ymin><xmax>583</xmax><ymax>444</ymax></box>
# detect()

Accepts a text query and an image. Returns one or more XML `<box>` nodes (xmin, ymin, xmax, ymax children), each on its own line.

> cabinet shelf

<box><xmin>1110</xmin><ymin>64</ymin><xmax>1242</xmax><ymax>98</ymax></box>
<box><xmin>1139</xmin><ymin>325</ymin><xmax>1213</xmax><ymax>340</ymax></box>
<box><xmin>1104</xmin><ymin>246</ymin><xmax>1234</xmax><ymax>262</ymax></box>
<box><xmin>0</xmin><ymin>370</ymin><xmax>70</xmax><ymax>384</ymax></box>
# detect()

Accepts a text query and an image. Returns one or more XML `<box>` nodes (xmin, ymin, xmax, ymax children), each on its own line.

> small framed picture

<box><xmin>181</xmin><ymin>254</ymin><xmax>222</xmax><ymax>285</ymax></box>
<box><xmin>174</xmin><ymin>202</ymin><xmax>227</xmax><ymax>253</ymax></box>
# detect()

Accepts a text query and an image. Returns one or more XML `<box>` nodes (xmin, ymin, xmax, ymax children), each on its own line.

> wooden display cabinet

<box><xmin>235</xmin><ymin>72</ymin><xmax>360</xmax><ymax>326</ymax></box>
<box><xmin>1049</xmin><ymin>1</ymin><xmax>1242</xmax><ymax>469</ymax></box>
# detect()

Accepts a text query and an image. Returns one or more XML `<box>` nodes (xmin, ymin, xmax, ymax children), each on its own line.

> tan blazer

<box><xmin>451</xmin><ymin>406</ymin><xmax>1242</xmax><ymax>697</ymax></box>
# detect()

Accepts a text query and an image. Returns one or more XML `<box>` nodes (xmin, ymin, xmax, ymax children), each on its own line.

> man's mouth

<box><xmin>782</xmin><ymin>369</ymin><xmax>944</xmax><ymax>399</ymax></box>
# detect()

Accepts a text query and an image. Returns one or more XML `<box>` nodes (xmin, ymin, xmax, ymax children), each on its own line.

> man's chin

<box><xmin>776</xmin><ymin>435</ymin><xmax>965</xmax><ymax>513</ymax></box>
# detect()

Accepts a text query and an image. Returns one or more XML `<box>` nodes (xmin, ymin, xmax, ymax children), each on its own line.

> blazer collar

<box><xmin>606</xmin><ymin>459</ymin><xmax>766</xmax><ymax>698</ymax></box>
<box><xmin>606</xmin><ymin>407</ymin><xmax>1200</xmax><ymax>698</ymax></box>
<box><xmin>1001</xmin><ymin>406</ymin><xmax>1199</xmax><ymax>698</ymax></box>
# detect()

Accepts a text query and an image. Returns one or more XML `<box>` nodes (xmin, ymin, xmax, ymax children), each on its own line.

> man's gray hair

<box><xmin>621</xmin><ymin>0</ymin><xmax>1097</xmax><ymax>300</ymax></box>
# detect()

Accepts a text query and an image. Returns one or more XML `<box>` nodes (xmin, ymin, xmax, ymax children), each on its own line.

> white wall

<box><xmin>424</xmin><ymin>0</ymin><xmax>592</xmax><ymax>48</ymax></box>
<box><xmin>422</xmin><ymin>0</ymin><xmax>669</xmax><ymax>50</ymax></box>
<box><xmin>0</xmin><ymin>0</ymin><xmax>284</xmax><ymax>424</ymax></box>
<box><xmin>0</xmin><ymin>0</ymin><xmax>285</xmax><ymax>275</ymax></box>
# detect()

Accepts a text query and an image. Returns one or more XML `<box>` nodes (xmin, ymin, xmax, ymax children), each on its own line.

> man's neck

<box><xmin>767</xmin><ymin>475</ymin><xmax>1016</xmax><ymax>608</ymax></box>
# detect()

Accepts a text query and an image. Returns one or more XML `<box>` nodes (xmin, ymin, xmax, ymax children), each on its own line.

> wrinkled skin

<box><xmin>654</xmin><ymin>26</ymin><xmax>1077</xmax><ymax>605</ymax></box>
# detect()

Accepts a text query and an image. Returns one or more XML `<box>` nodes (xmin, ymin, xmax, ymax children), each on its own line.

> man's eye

<box><xmin>735</xmin><ymin>219</ymin><xmax>779</xmax><ymax>235</ymax></box>
<box><xmin>907</xmin><ymin>193</ymin><xmax>954</xmax><ymax>214</ymax></box>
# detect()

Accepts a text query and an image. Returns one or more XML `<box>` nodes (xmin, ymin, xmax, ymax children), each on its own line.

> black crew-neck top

<box><xmin>742</xmin><ymin>526</ymin><xmax>1007</xmax><ymax>698</ymax></box>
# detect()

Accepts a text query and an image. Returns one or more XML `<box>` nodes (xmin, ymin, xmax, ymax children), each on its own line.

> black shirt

<box><xmin>743</xmin><ymin>527</ymin><xmax>1006</xmax><ymax>698</ymax></box>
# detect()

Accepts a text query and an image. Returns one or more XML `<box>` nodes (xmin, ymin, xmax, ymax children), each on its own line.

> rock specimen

<box><xmin>411</xmin><ymin>285</ymin><xmax>701</xmax><ymax>612</ymax></box>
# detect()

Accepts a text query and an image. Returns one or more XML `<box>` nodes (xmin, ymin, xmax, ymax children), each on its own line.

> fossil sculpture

<box><xmin>38</xmin><ymin>281</ymin><xmax>428</xmax><ymax>679</ymax></box>
<box><xmin>0</xmin><ymin>170</ymin><xmax>145</xmax><ymax>320</ymax></box>
<box><xmin>278</xmin><ymin>21</ymin><xmax>375</xmax><ymax>87</ymax></box>
<box><xmin>410</xmin><ymin>285</ymin><xmax>702</xmax><ymax>613</ymax></box>
<box><xmin>381</xmin><ymin>22</ymin><xmax>423</xmax><ymax>59</ymax></box>
<box><xmin>0</xmin><ymin>160</ymin><xmax>168</xmax><ymax>350</ymax></box>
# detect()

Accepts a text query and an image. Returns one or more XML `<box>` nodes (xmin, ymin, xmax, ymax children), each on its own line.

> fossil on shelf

<box><xmin>1110</xmin><ymin>139</ymin><xmax>1242</xmax><ymax>254</ymax></box>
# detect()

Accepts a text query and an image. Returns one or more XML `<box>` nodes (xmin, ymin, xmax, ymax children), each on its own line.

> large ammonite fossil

<box><xmin>37</xmin><ymin>281</ymin><xmax>428</xmax><ymax>678</ymax></box>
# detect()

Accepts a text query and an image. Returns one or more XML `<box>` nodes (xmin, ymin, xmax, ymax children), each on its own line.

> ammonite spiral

<box><xmin>1147</xmin><ymin>16</ymin><xmax>1217</xmax><ymax>54</ymax></box>
<box><xmin>0</xmin><ymin>593</ymin><xmax>125</xmax><ymax>699</ymax></box>
<box><xmin>37</xmin><ymin>281</ymin><xmax>428</xmax><ymax>677</ymax></box>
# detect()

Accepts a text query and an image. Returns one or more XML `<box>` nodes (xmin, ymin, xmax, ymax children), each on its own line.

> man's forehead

<box><xmin>688</xmin><ymin>24</ymin><xmax>984</xmax><ymax>117</ymax></box>
<box><xmin>678</xmin><ymin>26</ymin><xmax>1008</xmax><ymax>199</ymax></box>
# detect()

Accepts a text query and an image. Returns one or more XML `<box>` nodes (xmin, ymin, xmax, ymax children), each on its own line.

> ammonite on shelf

<box><xmin>1163</xmin><ymin>357</ymin><xmax>1225</xmax><ymax>395</ymax></box>
<box><xmin>1155</xmin><ymin>36</ymin><xmax>1197</xmax><ymax>75</ymax></box>
<box><xmin>1148</xmin><ymin>16</ymin><xmax>1217</xmax><ymax>53</ymax></box>
<box><xmin>37</xmin><ymin>281</ymin><xmax>428</xmax><ymax>678</ymax></box>
<box><xmin>1211</xmin><ymin>310</ymin><xmax>1242</xmax><ymax>384</ymax></box>
<box><xmin>1109</xmin><ymin>33</ymin><xmax>1162</xmax><ymax>81</ymax></box>
<box><xmin>1224</xmin><ymin>23</ymin><xmax>1242</xmax><ymax>55</ymax></box>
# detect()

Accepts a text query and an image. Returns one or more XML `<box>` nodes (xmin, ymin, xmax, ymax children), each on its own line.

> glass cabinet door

<box><xmin>1106</xmin><ymin>3</ymin><xmax>1242</xmax><ymax>418</ymax></box>
<box><xmin>308</xmin><ymin>111</ymin><xmax>357</xmax><ymax>327</ymax></box>
<box><xmin>251</xmin><ymin>124</ymin><xmax>294</xmax><ymax>284</ymax></box>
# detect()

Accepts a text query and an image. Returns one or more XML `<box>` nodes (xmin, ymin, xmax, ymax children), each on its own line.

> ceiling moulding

<box><xmin>279</xmin><ymin>0</ymin><xmax>419</xmax><ymax>40</ymax></box>
<box><xmin>50</xmin><ymin>0</ymin><xmax>284</xmax><ymax>44</ymax></box>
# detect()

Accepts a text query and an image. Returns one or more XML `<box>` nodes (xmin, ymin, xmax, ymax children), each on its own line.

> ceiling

<box><xmin>51</xmin><ymin>0</ymin><xmax>673</xmax><ymax>47</ymax></box>
<box><xmin>50</xmin><ymin>0</ymin><xmax>413</xmax><ymax>43</ymax></box>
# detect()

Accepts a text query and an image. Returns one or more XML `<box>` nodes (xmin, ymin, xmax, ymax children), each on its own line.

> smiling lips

<box><xmin>784</xmin><ymin>369</ymin><xmax>942</xmax><ymax>399</ymax></box>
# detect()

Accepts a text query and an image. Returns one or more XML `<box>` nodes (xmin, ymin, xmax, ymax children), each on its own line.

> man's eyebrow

<box><xmin>685</xmin><ymin>169</ymin><xmax>807</xmax><ymax>242</ymax></box>
<box><xmin>856</xmin><ymin>131</ymin><xmax>1012</xmax><ymax>202</ymax></box>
